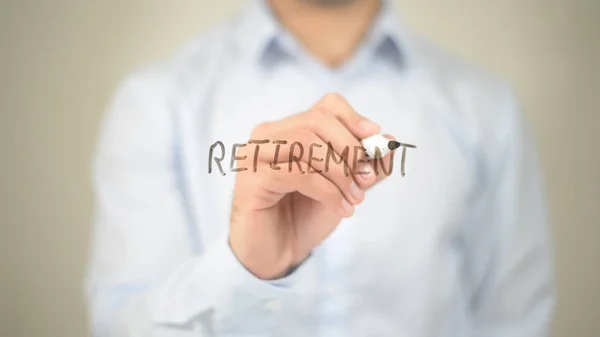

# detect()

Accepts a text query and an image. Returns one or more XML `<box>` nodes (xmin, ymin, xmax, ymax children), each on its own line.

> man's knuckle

<box><xmin>335</xmin><ymin>167</ymin><xmax>351</xmax><ymax>185</ymax></box>
<box><xmin>322</xmin><ymin>92</ymin><xmax>345</xmax><ymax>105</ymax></box>
<box><xmin>267</xmin><ymin>168</ymin><xmax>284</xmax><ymax>183</ymax></box>
<box><xmin>313</xmin><ymin>106</ymin><xmax>329</xmax><ymax>117</ymax></box>
<box><xmin>311</xmin><ymin>108</ymin><xmax>334</xmax><ymax>126</ymax></box>
<box><xmin>325</xmin><ymin>182</ymin><xmax>340</xmax><ymax>198</ymax></box>
<box><xmin>296</xmin><ymin>129</ymin><xmax>313</xmax><ymax>145</ymax></box>
<box><xmin>252</xmin><ymin>122</ymin><xmax>271</xmax><ymax>136</ymax></box>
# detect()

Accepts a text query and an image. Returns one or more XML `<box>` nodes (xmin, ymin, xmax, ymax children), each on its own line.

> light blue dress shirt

<box><xmin>84</xmin><ymin>0</ymin><xmax>556</xmax><ymax>336</ymax></box>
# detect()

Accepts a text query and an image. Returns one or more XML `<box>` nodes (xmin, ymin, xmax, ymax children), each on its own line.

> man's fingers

<box><xmin>247</xmin><ymin>130</ymin><xmax>363</xmax><ymax>206</ymax></box>
<box><xmin>278</xmin><ymin>105</ymin><xmax>375</xmax><ymax>185</ymax></box>
<box><xmin>274</xmin><ymin>107</ymin><xmax>364</xmax><ymax>164</ymax></box>
<box><xmin>311</xmin><ymin>93</ymin><xmax>381</xmax><ymax>184</ymax></box>
<box><xmin>314</xmin><ymin>93</ymin><xmax>380</xmax><ymax>138</ymax></box>
<box><xmin>244</xmin><ymin>95</ymin><xmax>397</xmax><ymax>202</ymax></box>
<box><xmin>302</xmin><ymin>141</ymin><xmax>365</xmax><ymax>205</ymax></box>
<box><xmin>251</xmin><ymin>93</ymin><xmax>379</xmax><ymax>170</ymax></box>
<box><xmin>263</xmin><ymin>162</ymin><xmax>354</xmax><ymax>217</ymax></box>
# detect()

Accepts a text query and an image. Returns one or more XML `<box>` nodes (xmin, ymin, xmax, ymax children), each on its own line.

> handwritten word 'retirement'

<box><xmin>208</xmin><ymin>140</ymin><xmax>417</xmax><ymax>177</ymax></box>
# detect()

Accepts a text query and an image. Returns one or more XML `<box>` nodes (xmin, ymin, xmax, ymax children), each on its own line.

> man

<box><xmin>84</xmin><ymin>0</ymin><xmax>556</xmax><ymax>336</ymax></box>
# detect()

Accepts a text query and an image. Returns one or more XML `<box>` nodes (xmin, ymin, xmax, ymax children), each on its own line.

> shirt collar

<box><xmin>363</xmin><ymin>0</ymin><xmax>407</xmax><ymax>68</ymax></box>
<box><xmin>234</xmin><ymin>0</ymin><xmax>283</xmax><ymax>65</ymax></box>
<box><xmin>234</xmin><ymin>0</ymin><xmax>413</xmax><ymax>70</ymax></box>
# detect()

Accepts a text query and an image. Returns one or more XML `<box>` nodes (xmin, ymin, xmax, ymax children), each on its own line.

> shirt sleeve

<box><xmin>466</xmin><ymin>89</ymin><xmax>556</xmax><ymax>337</ymax></box>
<box><xmin>84</xmin><ymin>71</ymin><xmax>309</xmax><ymax>337</ymax></box>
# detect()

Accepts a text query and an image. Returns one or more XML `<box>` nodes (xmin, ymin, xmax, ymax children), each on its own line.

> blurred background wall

<box><xmin>1</xmin><ymin>0</ymin><xmax>598</xmax><ymax>336</ymax></box>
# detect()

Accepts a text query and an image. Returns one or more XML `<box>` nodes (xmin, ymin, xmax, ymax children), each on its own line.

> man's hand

<box><xmin>228</xmin><ymin>93</ymin><xmax>396</xmax><ymax>280</ymax></box>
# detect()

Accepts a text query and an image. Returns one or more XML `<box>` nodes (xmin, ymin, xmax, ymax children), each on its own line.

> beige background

<box><xmin>1</xmin><ymin>0</ymin><xmax>599</xmax><ymax>336</ymax></box>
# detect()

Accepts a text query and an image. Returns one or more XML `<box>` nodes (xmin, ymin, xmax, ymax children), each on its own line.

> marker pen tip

<box><xmin>388</xmin><ymin>140</ymin><xmax>401</xmax><ymax>150</ymax></box>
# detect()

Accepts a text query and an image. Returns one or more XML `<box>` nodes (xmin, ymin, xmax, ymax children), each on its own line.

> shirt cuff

<box><xmin>215</xmin><ymin>231</ymin><xmax>310</xmax><ymax>295</ymax></box>
<box><xmin>265</xmin><ymin>254</ymin><xmax>312</xmax><ymax>288</ymax></box>
<box><xmin>151</xmin><ymin>231</ymin><xmax>313</xmax><ymax>333</ymax></box>
<box><xmin>208</xmin><ymin>232</ymin><xmax>312</xmax><ymax>333</ymax></box>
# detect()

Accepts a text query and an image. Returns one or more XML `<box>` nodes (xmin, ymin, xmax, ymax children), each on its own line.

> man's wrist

<box><xmin>227</xmin><ymin>235</ymin><xmax>293</xmax><ymax>281</ymax></box>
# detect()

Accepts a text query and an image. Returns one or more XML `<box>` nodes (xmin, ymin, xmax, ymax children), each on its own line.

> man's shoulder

<box><xmin>410</xmin><ymin>33</ymin><xmax>513</xmax><ymax>103</ymax></box>
<box><xmin>99</xmin><ymin>19</ymin><xmax>239</xmax><ymax>153</ymax></box>
<box><xmin>114</xmin><ymin>19</ymin><xmax>237</xmax><ymax>103</ymax></box>
<box><xmin>407</xmin><ymin>32</ymin><xmax>520</xmax><ymax>137</ymax></box>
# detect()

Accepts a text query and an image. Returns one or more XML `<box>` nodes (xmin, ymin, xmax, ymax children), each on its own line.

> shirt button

<box><xmin>264</xmin><ymin>299</ymin><xmax>282</xmax><ymax>312</ymax></box>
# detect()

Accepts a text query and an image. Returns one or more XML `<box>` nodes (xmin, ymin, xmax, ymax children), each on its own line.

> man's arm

<box><xmin>467</xmin><ymin>89</ymin><xmax>556</xmax><ymax>337</ymax></box>
<box><xmin>84</xmin><ymin>71</ymin><xmax>307</xmax><ymax>336</ymax></box>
